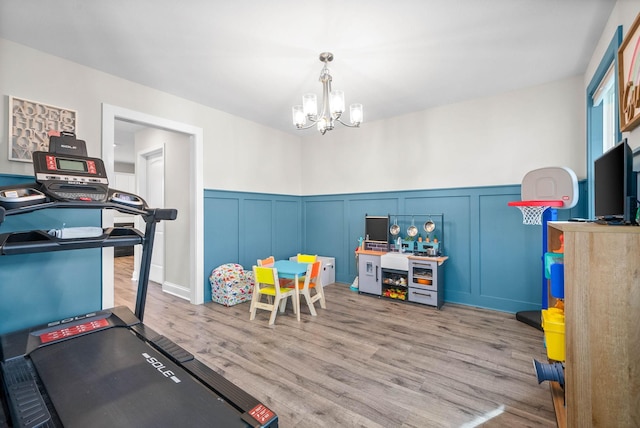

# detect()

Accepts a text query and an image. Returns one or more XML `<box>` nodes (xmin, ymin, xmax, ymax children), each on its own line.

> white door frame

<box><xmin>101</xmin><ymin>104</ymin><xmax>204</xmax><ymax>307</ymax></box>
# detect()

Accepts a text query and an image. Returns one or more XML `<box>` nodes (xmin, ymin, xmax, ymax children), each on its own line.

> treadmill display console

<box><xmin>32</xmin><ymin>151</ymin><xmax>109</xmax><ymax>202</ymax></box>
<box><xmin>39</xmin><ymin>318</ymin><xmax>109</xmax><ymax>344</ymax></box>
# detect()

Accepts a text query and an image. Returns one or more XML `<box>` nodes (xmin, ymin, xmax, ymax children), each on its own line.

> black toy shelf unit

<box><xmin>0</xmin><ymin>141</ymin><xmax>277</xmax><ymax>427</ymax></box>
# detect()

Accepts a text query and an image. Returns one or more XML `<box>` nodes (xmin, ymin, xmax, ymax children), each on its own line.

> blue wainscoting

<box><xmin>204</xmin><ymin>183</ymin><xmax>586</xmax><ymax>313</ymax></box>
<box><xmin>203</xmin><ymin>190</ymin><xmax>302</xmax><ymax>302</ymax></box>
<box><xmin>0</xmin><ymin>174</ymin><xmax>102</xmax><ymax>335</ymax></box>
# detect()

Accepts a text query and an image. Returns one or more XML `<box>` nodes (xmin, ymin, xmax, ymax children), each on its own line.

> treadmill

<box><xmin>0</xmin><ymin>133</ymin><xmax>277</xmax><ymax>427</ymax></box>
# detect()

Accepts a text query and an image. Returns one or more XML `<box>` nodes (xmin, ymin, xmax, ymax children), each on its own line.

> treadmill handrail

<box><xmin>0</xmin><ymin>200</ymin><xmax>177</xmax><ymax>223</ymax></box>
<box><xmin>0</xmin><ymin>227</ymin><xmax>145</xmax><ymax>255</ymax></box>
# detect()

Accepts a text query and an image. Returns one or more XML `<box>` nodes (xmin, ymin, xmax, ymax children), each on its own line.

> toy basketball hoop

<box><xmin>510</xmin><ymin>167</ymin><xmax>579</xmax><ymax>330</ymax></box>
<box><xmin>508</xmin><ymin>167</ymin><xmax>579</xmax><ymax>331</ymax></box>
<box><xmin>509</xmin><ymin>167</ymin><xmax>579</xmax><ymax>225</ymax></box>
<box><xmin>508</xmin><ymin>200</ymin><xmax>564</xmax><ymax>225</ymax></box>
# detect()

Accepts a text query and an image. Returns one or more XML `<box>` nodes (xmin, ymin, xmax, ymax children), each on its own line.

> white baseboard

<box><xmin>162</xmin><ymin>281</ymin><xmax>190</xmax><ymax>301</ymax></box>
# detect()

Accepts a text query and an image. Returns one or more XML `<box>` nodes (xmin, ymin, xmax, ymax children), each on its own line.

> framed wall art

<box><xmin>8</xmin><ymin>96</ymin><xmax>77</xmax><ymax>162</ymax></box>
<box><xmin>618</xmin><ymin>12</ymin><xmax>640</xmax><ymax>132</ymax></box>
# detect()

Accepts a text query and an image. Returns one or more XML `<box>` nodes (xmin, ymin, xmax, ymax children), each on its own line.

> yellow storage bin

<box><xmin>542</xmin><ymin>308</ymin><xmax>565</xmax><ymax>362</ymax></box>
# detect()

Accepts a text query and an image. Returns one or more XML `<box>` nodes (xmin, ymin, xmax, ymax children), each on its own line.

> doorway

<box><xmin>101</xmin><ymin>104</ymin><xmax>204</xmax><ymax>309</ymax></box>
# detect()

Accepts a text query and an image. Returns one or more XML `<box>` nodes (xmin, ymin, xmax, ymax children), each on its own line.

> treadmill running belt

<box><xmin>29</xmin><ymin>327</ymin><xmax>248</xmax><ymax>427</ymax></box>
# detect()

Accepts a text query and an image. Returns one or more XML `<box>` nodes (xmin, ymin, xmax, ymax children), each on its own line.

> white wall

<box><xmin>300</xmin><ymin>75</ymin><xmax>585</xmax><ymax>195</ymax></box>
<box><xmin>0</xmin><ymin>38</ymin><xmax>302</xmax><ymax>194</ymax></box>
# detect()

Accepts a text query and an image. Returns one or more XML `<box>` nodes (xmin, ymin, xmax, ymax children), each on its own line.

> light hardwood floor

<box><xmin>114</xmin><ymin>256</ymin><xmax>556</xmax><ymax>427</ymax></box>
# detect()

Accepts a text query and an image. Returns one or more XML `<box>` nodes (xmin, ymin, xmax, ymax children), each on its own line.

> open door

<box><xmin>134</xmin><ymin>146</ymin><xmax>165</xmax><ymax>284</ymax></box>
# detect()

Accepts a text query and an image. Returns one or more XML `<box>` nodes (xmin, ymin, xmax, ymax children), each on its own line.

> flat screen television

<box><xmin>594</xmin><ymin>140</ymin><xmax>637</xmax><ymax>224</ymax></box>
<box><xmin>365</xmin><ymin>216</ymin><xmax>389</xmax><ymax>242</ymax></box>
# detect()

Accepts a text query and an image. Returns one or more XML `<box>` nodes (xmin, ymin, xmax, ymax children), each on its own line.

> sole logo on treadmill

<box><xmin>141</xmin><ymin>353</ymin><xmax>181</xmax><ymax>383</ymax></box>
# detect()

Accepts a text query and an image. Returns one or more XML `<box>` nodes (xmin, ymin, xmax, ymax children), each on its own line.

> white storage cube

<box><xmin>289</xmin><ymin>255</ymin><xmax>335</xmax><ymax>286</ymax></box>
<box><xmin>318</xmin><ymin>256</ymin><xmax>335</xmax><ymax>286</ymax></box>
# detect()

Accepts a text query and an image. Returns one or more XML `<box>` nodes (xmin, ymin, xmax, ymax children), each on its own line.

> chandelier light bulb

<box><xmin>350</xmin><ymin>103</ymin><xmax>363</xmax><ymax>126</ymax></box>
<box><xmin>330</xmin><ymin>90</ymin><xmax>345</xmax><ymax>116</ymax></box>
<box><xmin>292</xmin><ymin>105</ymin><xmax>306</xmax><ymax>127</ymax></box>
<box><xmin>302</xmin><ymin>93</ymin><xmax>317</xmax><ymax>117</ymax></box>
<box><xmin>317</xmin><ymin>117</ymin><xmax>327</xmax><ymax>133</ymax></box>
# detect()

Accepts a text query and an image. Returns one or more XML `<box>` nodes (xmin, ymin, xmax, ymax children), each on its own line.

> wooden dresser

<box><xmin>547</xmin><ymin>222</ymin><xmax>640</xmax><ymax>427</ymax></box>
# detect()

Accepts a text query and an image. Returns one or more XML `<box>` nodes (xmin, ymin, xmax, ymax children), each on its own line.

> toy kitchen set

<box><xmin>356</xmin><ymin>214</ymin><xmax>448</xmax><ymax>309</ymax></box>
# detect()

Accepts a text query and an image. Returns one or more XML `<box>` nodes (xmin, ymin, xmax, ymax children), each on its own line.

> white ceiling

<box><xmin>0</xmin><ymin>0</ymin><xmax>616</xmax><ymax>136</ymax></box>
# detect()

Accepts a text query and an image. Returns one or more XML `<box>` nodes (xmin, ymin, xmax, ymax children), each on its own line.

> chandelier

<box><xmin>292</xmin><ymin>52</ymin><xmax>363</xmax><ymax>135</ymax></box>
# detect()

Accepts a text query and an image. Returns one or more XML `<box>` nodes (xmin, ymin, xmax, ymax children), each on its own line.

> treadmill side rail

<box><xmin>1</xmin><ymin>359</ymin><xmax>53</xmax><ymax>428</ymax></box>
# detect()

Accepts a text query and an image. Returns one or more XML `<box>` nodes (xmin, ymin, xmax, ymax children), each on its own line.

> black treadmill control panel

<box><xmin>32</xmin><ymin>151</ymin><xmax>109</xmax><ymax>202</ymax></box>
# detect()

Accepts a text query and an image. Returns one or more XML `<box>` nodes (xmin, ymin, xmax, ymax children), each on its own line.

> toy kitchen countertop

<box><xmin>408</xmin><ymin>254</ymin><xmax>449</xmax><ymax>266</ymax></box>
<box><xmin>355</xmin><ymin>249</ymin><xmax>387</xmax><ymax>256</ymax></box>
<box><xmin>381</xmin><ymin>252</ymin><xmax>449</xmax><ymax>270</ymax></box>
<box><xmin>356</xmin><ymin>249</ymin><xmax>449</xmax><ymax>266</ymax></box>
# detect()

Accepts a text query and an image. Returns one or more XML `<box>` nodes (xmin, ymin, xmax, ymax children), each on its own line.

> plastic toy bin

<box><xmin>550</xmin><ymin>263</ymin><xmax>564</xmax><ymax>298</ymax></box>
<box><xmin>545</xmin><ymin>252</ymin><xmax>564</xmax><ymax>299</ymax></box>
<box><xmin>542</xmin><ymin>308</ymin><xmax>565</xmax><ymax>361</ymax></box>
